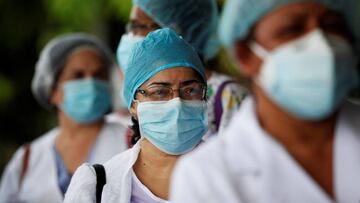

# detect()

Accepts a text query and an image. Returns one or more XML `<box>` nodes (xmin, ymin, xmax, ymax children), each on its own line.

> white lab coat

<box><xmin>0</xmin><ymin>121</ymin><xmax>127</xmax><ymax>203</ymax></box>
<box><xmin>64</xmin><ymin>139</ymin><xmax>142</xmax><ymax>203</ymax></box>
<box><xmin>171</xmin><ymin>97</ymin><xmax>360</xmax><ymax>203</ymax></box>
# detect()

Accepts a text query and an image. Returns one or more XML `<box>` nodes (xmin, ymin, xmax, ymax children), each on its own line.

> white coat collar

<box><xmin>101</xmin><ymin>139</ymin><xmax>142</xmax><ymax>203</ymax></box>
<box><xmin>334</xmin><ymin>100</ymin><xmax>360</xmax><ymax>202</ymax></box>
<box><xmin>223</xmin><ymin>97</ymin><xmax>360</xmax><ymax>203</ymax></box>
<box><xmin>19</xmin><ymin>122</ymin><xmax>127</xmax><ymax>203</ymax></box>
<box><xmin>89</xmin><ymin>122</ymin><xmax>128</xmax><ymax>163</ymax></box>
<box><xmin>20</xmin><ymin>128</ymin><xmax>63</xmax><ymax>203</ymax></box>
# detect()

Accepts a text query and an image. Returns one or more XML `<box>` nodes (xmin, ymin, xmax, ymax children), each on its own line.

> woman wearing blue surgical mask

<box><xmin>116</xmin><ymin>0</ymin><xmax>246</xmax><ymax>141</ymax></box>
<box><xmin>171</xmin><ymin>1</ymin><xmax>360</xmax><ymax>203</ymax></box>
<box><xmin>0</xmin><ymin>33</ymin><xmax>128</xmax><ymax>203</ymax></box>
<box><xmin>64</xmin><ymin>28</ymin><xmax>208</xmax><ymax>203</ymax></box>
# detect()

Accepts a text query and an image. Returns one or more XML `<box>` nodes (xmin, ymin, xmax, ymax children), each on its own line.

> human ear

<box><xmin>49</xmin><ymin>85</ymin><xmax>62</xmax><ymax>106</ymax></box>
<box><xmin>234</xmin><ymin>40</ymin><xmax>262</xmax><ymax>78</ymax></box>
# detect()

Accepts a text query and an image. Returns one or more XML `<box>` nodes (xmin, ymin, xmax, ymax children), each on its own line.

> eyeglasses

<box><xmin>136</xmin><ymin>82</ymin><xmax>207</xmax><ymax>101</ymax></box>
<box><xmin>126</xmin><ymin>22</ymin><xmax>160</xmax><ymax>34</ymax></box>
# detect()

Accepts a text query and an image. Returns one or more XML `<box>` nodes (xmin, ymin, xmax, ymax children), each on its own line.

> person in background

<box><xmin>107</xmin><ymin>67</ymin><xmax>132</xmax><ymax>127</ymax></box>
<box><xmin>64</xmin><ymin>28</ymin><xmax>208</xmax><ymax>203</ymax></box>
<box><xmin>116</xmin><ymin>0</ymin><xmax>246</xmax><ymax>140</ymax></box>
<box><xmin>106</xmin><ymin>67</ymin><xmax>134</xmax><ymax>147</ymax></box>
<box><xmin>171</xmin><ymin>0</ymin><xmax>360</xmax><ymax>202</ymax></box>
<box><xmin>0</xmin><ymin>33</ymin><xmax>128</xmax><ymax>202</ymax></box>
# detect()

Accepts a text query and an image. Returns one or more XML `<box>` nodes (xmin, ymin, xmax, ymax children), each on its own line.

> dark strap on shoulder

<box><xmin>214</xmin><ymin>80</ymin><xmax>237</xmax><ymax>132</ymax></box>
<box><xmin>19</xmin><ymin>143</ymin><xmax>30</xmax><ymax>188</ymax></box>
<box><xmin>93</xmin><ymin>164</ymin><xmax>106</xmax><ymax>203</ymax></box>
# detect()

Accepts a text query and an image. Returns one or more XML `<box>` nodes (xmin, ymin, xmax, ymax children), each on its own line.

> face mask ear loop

<box><xmin>248</xmin><ymin>41</ymin><xmax>271</xmax><ymax>87</ymax></box>
<box><xmin>248</xmin><ymin>41</ymin><xmax>270</xmax><ymax>59</ymax></box>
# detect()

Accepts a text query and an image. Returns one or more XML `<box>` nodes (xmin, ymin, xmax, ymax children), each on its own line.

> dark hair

<box><xmin>130</xmin><ymin>117</ymin><xmax>141</xmax><ymax>145</ymax></box>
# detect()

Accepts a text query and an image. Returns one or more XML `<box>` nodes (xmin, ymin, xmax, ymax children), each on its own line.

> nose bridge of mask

<box><xmin>250</xmin><ymin>29</ymin><xmax>334</xmax><ymax>86</ymax></box>
<box><xmin>249</xmin><ymin>29</ymin><xmax>333</xmax><ymax>60</ymax></box>
<box><xmin>137</xmin><ymin>98</ymin><xmax>182</xmax><ymax>140</ymax></box>
<box><xmin>137</xmin><ymin>98</ymin><xmax>182</xmax><ymax>119</ymax></box>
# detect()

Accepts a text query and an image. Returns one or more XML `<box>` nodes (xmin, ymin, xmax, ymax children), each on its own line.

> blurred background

<box><xmin>0</xmin><ymin>0</ymin><xmax>359</xmax><ymax>175</ymax></box>
<box><xmin>0</xmin><ymin>0</ymin><xmax>134</xmax><ymax>173</ymax></box>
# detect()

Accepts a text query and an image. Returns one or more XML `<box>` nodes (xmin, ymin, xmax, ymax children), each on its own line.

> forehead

<box><xmin>249</xmin><ymin>2</ymin><xmax>351</xmax><ymax>48</ymax></box>
<box><xmin>60</xmin><ymin>49</ymin><xmax>106</xmax><ymax>78</ymax></box>
<box><xmin>141</xmin><ymin>67</ymin><xmax>201</xmax><ymax>86</ymax></box>
<box><xmin>257</xmin><ymin>2</ymin><xmax>340</xmax><ymax>27</ymax></box>
<box><xmin>64</xmin><ymin>49</ymin><xmax>103</xmax><ymax>67</ymax></box>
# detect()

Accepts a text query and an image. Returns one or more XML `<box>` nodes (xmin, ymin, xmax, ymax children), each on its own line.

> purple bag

<box><xmin>214</xmin><ymin>80</ymin><xmax>237</xmax><ymax>132</ymax></box>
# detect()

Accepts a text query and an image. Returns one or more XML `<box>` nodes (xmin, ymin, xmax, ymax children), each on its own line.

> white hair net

<box><xmin>32</xmin><ymin>33</ymin><xmax>114</xmax><ymax>110</ymax></box>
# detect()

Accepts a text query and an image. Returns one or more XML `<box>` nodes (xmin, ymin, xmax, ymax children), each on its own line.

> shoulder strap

<box><xmin>19</xmin><ymin>143</ymin><xmax>30</xmax><ymax>189</ymax></box>
<box><xmin>214</xmin><ymin>80</ymin><xmax>237</xmax><ymax>132</ymax></box>
<box><xmin>93</xmin><ymin>164</ymin><xmax>106</xmax><ymax>203</ymax></box>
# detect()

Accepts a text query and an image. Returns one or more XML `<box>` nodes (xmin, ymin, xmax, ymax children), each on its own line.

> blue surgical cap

<box><xmin>32</xmin><ymin>33</ymin><xmax>114</xmax><ymax>110</ymax></box>
<box><xmin>133</xmin><ymin>0</ymin><xmax>220</xmax><ymax>60</ymax></box>
<box><xmin>219</xmin><ymin>0</ymin><xmax>359</xmax><ymax>49</ymax></box>
<box><xmin>123</xmin><ymin>28</ymin><xmax>205</xmax><ymax>109</ymax></box>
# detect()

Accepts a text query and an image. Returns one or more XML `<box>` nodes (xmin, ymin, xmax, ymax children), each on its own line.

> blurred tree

<box><xmin>0</xmin><ymin>0</ymin><xmax>52</xmax><ymax>174</ymax></box>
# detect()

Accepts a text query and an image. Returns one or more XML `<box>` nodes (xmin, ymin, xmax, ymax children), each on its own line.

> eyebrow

<box><xmin>180</xmin><ymin>79</ymin><xmax>203</xmax><ymax>86</ymax></box>
<box><xmin>147</xmin><ymin>82</ymin><xmax>171</xmax><ymax>87</ymax></box>
<box><xmin>146</xmin><ymin>79</ymin><xmax>202</xmax><ymax>87</ymax></box>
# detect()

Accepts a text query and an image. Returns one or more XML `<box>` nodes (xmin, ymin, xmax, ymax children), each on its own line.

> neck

<box><xmin>57</xmin><ymin>111</ymin><xmax>104</xmax><ymax>140</ymax></box>
<box><xmin>133</xmin><ymin>139</ymin><xmax>179</xmax><ymax>200</ymax></box>
<box><xmin>253</xmin><ymin>85</ymin><xmax>337</xmax><ymax>147</ymax></box>
<box><xmin>54</xmin><ymin>111</ymin><xmax>104</xmax><ymax>173</ymax></box>
<box><xmin>135</xmin><ymin>139</ymin><xmax>179</xmax><ymax>176</ymax></box>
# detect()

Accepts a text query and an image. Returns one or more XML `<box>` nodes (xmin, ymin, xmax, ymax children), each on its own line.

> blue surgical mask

<box><xmin>116</xmin><ymin>33</ymin><xmax>144</xmax><ymax>72</ymax></box>
<box><xmin>62</xmin><ymin>79</ymin><xmax>111</xmax><ymax>124</ymax></box>
<box><xmin>136</xmin><ymin>98</ymin><xmax>208</xmax><ymax>155</ymax></box>
<box><xmin>250</xmin><ymin>29</ymin><xmax>358</xmax><ymax>120</ymax></box>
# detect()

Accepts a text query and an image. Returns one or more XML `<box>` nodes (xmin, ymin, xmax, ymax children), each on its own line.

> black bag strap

<box><xmin>93</xmin><ymin>164</ymin><xmax>106</xmax><ymax>203</ymax></box>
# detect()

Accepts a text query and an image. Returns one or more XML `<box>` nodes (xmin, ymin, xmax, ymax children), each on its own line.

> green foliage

<box><xmin>107</xmin><ymin>0</ymin><xmax>132</xmax><ymax>22</ymax></box>
<box><xmin>0</xmin><ymin>74</ymin><xmax>15</xmax><ymax>109</ymax></box>
<box><xmin>45</xmin><ymin>0</ymin><xmax>103</xmax><ymax>30</ymax></box>
<box><xmin>0</xmin><ymin>0</ymin><xmax>45</xmax><ymax>50</ymax></box>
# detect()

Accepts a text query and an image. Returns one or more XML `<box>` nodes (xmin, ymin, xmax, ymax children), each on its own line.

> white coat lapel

<box><xmin>335</xmin><ymin>102</ymin><xmax>360</xmax><ymax>203</ymax></box>
<box><xmin>101</xmin><ymin>141</ymin><xmax>141</xmax><ymax>203</ymax></box>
